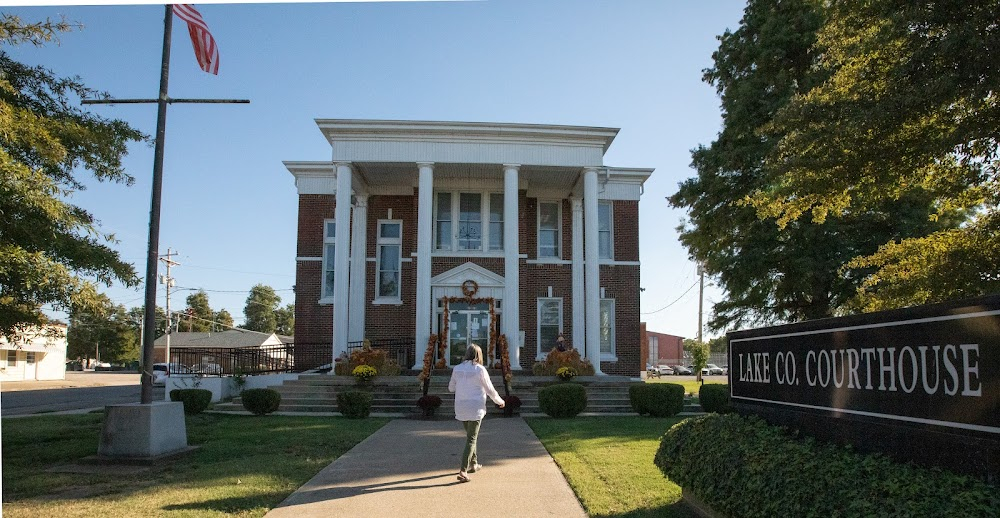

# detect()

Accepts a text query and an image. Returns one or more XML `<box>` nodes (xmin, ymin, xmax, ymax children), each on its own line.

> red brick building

<box><xmin>285</xmin><ymin>120</ymin><xmax>652</xmax><ymax>376</ymax></box>
<box><xmin>640</xmin><ymin>323</ymin><xmax>686</xmax><ymax>367</ymax></box>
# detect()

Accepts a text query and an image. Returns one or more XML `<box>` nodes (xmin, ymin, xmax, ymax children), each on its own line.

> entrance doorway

<box><xmin>446</xmin><ymin>301</ymin><xmax>491</xmax><ymax>366</ymax></box>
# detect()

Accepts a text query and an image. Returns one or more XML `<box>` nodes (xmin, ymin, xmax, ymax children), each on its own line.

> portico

<box><xmin>285</xmin><ymin>120</ymin><xmax>651</xmax><ymax>376</ymax></box>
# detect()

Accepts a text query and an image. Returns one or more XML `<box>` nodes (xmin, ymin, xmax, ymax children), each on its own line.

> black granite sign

<box><xmin>728</xmin><ymin>295</ymin><xmax>1000</xmax><ymax>479</ymax></box>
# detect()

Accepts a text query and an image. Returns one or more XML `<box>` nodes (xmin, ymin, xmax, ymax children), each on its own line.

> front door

<box><xmin>447</xmin><ymin>302</ymin><xmax>490</xmax><ymax>366</ymax></box>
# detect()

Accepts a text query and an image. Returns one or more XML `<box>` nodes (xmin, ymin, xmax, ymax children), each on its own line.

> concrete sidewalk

<box><xmin>265</xmin><ymin>417</ymin><xmax>587</xmax><ymax>518</ymax></box>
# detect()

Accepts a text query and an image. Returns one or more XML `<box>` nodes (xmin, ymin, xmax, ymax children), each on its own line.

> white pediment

<box><xmin>431</xmin><ymin>262</ymin><xmax>506</xmax><ymax>287</ymax></box>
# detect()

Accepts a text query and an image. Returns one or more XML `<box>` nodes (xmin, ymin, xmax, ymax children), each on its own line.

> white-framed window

<box><xmin>489</xmin><ymin>193</ymin><xmax>504</xmax><ymax>251</ymax></box>
<box><xmin>537</xmin><ymin>201</ymin><xmax>561</xmax><ymax>259</ymax></box>
<box><xmin>321</xmin><ymin>219</ymin><xmax>336</xmax><ymax>299</ymax></box>
<box><xmin>598</xmin><ymin>201</ymin><xmax>613</xmax><ymax>260</ymax></box>
<box><xmin>600</xmin><ymin>298</ymin><xmax>616</xmax><ymax>356</ymax></box>
<box><xmin>26</xmin><ymin>352</ymin><xmax>36</xmax><ymax>364</ymax></box>
<box><xmin>433</xmin><ymin>191</ymin><xmax>504</xmax><ymax>252</ymax></box>
<box><xmin>376</xmin><ymin>220</ymin><xmax>402</xmax><ymax>300</ymax></box>
<box><xmin>537</xmin><ymin>298</ymin><xmax>563</xmax><ymax>356</ymax></box>
<box><xmin>7</xmin><ymin>350</ymin><xmax>17</xmax><ymax>366</ymax></box>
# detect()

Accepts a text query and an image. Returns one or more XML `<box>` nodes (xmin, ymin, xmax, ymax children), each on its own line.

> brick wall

<box><xmin>600</xmin><ymin>263</ymin><xmax>640</xmax><ymax>375</ymax></box>
<box><xmin>365</xmin><ymin>194</ymin><xmax>418</xmax><ymax>340</ymax></box>
<box><xmin>294</xmin><ymin>194</ymin><xmax>335</xmax><ymax>344</ymax></box>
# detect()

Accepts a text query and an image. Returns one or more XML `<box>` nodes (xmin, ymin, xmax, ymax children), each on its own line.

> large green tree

<box><xmin>274</xmin><ymin>303</ymin><xmax>294</xmax><ymax>336</ymax></box>
<box><xmin>670</xmin><ymin>0</ymin><xmax>949</xmax><ymax>331</ymax></box>
<box><xmin>67</xmin><ymin>294</ymin><xmax>139</xmax><ymax>364</ymax></box>
<box><xmin>0</xmin><ymin>14</ymin><xmax>145</xmax><ymax>341</ymax></box>
<box><xmin>243</xmin><ymin>284</ymin><xmax>280</xmax><ymax>333</ymax></box>
<box><xmin>214</xmin><ymin>308</ymin><xmax>234</xmax><ymax>332</ymax></box>
<box><xmin>750</xmin><ymin>0</ymin><xmax>998</xmax><ymax>311</ymax></box>
<box><xmin>183</xmin><ymin>290</ymin><xmax>214</xmax><ymax>332</ymax></box>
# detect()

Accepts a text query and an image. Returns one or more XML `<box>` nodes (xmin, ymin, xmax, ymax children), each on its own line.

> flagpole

<box><xmin>139</xmin><ymin>4</ymin><xmax>174</xmax><ymax>405</ymax></box>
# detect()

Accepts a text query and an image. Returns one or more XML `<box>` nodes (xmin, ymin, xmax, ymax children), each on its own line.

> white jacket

<box><xmin>448</xmin><ymin>361</ymin><xmax>505</xmax><ymax>422</ymax></box>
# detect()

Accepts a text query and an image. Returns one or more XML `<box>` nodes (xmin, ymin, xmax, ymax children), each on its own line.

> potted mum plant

<box><xmin>556</xmin><ymin>366</ymin><xmax>578</xmax><ymax>382</ymax></box>
<box><xmin>352</xmin><ymin>364</ymin><xmax>378</xmax><ymax>386</ymax></box>
<box><xmin>416</xmin><ymin>394</ymin><xmax>443</xmax><ymax>417</ymax></box>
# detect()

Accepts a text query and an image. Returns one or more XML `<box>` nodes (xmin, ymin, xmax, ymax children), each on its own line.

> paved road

<box><xmin>1</xmin><ymin>372</ymin><xmax>164</xmax><ymax>417</ymax></box>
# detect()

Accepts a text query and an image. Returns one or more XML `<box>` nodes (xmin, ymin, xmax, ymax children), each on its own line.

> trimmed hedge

<box><xmin>538</xmin><ymin>383</ymin><xmax>587</xmax><ymax>418</ymax></box>
<box><xmin>337</xmin><ymin>390</ymin><xmax>373</xmax><ymax>419</ymax></box>
<box><xmin>241</xmin><ymin>388</ymin><xmax>281</xmax><ymax>415</ymax></box>
<box><xmin>629</xmin><ymin>383</ymin><xmax>684</xmax><ymax>417</ymax></box>
<box><xmin>698</xmin><ymin>384</ymin><xmax>731</xmax><ymax>413</ymax></box>
<box><xmin>169</xmin><ymin>388</ymin><xmax>212</xmax><ymax>414</ymax></box>
<box><xmin>654</xmin><ymin>414</ymin><xmax>1000</xmax><ymax>517</ymax></box>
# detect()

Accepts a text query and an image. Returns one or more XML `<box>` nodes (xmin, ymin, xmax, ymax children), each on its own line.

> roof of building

<box><xmin>153</xmin><ymin>329</ymin><xmax>291</xmax><ymax>349</ymax></box>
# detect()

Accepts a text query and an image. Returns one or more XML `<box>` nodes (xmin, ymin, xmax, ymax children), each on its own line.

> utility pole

<box><xmin>697</xmin><ymin>263</ymin><xmax>705</xmax><ymax>343</ymax></box>
<box><xmin>159</xmin><ymin>248</ymin><xmax>179</xmax><ymax>370</ymax></box>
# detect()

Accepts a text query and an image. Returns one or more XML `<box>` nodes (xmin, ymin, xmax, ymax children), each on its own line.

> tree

<box><xmin>752</xmin><ymin>0</ymin><xmax>999</xmax><ymax>311</ymax></box>
<box><xmin>243</xmin><ymin>284</ymin><xmax>280</xmax><ymax>333</ymax></box>
<box><xmin>274</xmin><ymin>303</ymin><xmax>294</xmax><ymax>336</ymax></box>
<box><xmin>670</xmin><ymin>0</ymin><xmax>949</xmax><ymax>331</ymax></box>
<box><xmin>67</xmin><ymin>295</ymin><xmax>139</xmax><ymax>364</ymax></box>
<box><xmin>684</xmin><ymin>339</ymin><xmax>710</xmax><ymax>383</ymax></box>
<box><xmin>214</xmin><ymin>309</ymin><xmax>234</xmax><ymax>332</ymax></box>
<box><xmin>183</xmin><ymin>291</ymin><xmax>213</xmax><ymax>332</ymax></box>
<box><xmin>0</xmin><ymin>15</ymin><xmax>145</xmax><ymax>341</ymax></box>
<box><xmin>126</xmin><ymin>305</ymin><xmax>167</xmax><ymax>339</ymax></box>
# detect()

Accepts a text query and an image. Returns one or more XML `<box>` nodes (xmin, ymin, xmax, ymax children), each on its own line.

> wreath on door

<box><xmin>461</xmin><ymin>279</ymin><xmax>479</xmax><ymax>298</ymax></box>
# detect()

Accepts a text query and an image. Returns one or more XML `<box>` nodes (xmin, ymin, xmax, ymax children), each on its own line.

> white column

<box><xmin>348</xmin><ymin>194</ymin><xmax>368</xmax><ymax>343</ymax></box>
<box><xmin>503</xmin><ymin>164</ymin><xmax>522</xmax><ymax>369</ymax></box>
<box><xmin>571</xmin><ymin>196</ymin><xmax>585</xmax><ymax>356</ymax></box>
<box><xmin>333</xmin><ymin>162</ymin><xmax>353</xmax><ymax>369</ymax></box>
<box><xmin>413</xmin><ymin>162</ymin><xmax>434</xmax><ymax>368</ymax></box>
<box><xmin>583</xmin><ymin>167</ymin><xmax>604</xmax><ymax>375</ymax></box>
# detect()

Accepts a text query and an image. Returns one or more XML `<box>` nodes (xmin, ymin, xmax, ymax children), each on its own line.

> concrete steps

<box><xmin>214</xmin><ymin>374</ymin><xmax>642</xmax><ymax>416</ymax></box>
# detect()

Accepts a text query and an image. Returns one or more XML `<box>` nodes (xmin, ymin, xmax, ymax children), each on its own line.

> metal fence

<box><xmin>167</xmin><ymin>338</ymin><xmax>417</xmax><ymax>376</ymax></box>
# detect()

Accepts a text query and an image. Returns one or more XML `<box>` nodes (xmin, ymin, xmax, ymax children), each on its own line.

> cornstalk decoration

<box><xmin>417</xmin><ymin>333</ymin><xmax>437</xmax><ymax>396</ymax></box>
<box><xmin>499</xmin><ymin>334</ymin><xmax>513</xmax><ymax>397</ymax></box>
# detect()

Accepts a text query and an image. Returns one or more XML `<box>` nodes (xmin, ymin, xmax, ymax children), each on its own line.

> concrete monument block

<box><xmin>98</xmin><ymin>401</ymin><xmax>188</xmax><ymax>459</ymax></box>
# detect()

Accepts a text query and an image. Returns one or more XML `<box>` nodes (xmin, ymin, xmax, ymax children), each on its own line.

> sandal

<box><xmin>468</xmin><ymin>463</ymin><xmax>483</xmax><ymax>473</ymax></box>
<box><xmin>457</xmin><ymin>472</ymin><xmax>470</xmax><ymax>483</ymax></box>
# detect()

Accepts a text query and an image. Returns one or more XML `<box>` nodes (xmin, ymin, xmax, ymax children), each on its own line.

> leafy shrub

<box><xmin>241</xmin><ymin>388</ymin><xmax>281</xmax><ymax>415</ymax></box>
<box><xmin>333</xmin><ymin>347</ymin><xmax>401</xmax><ymax>376</ymax></box>
<box><xmin>698</xmin><ymin>384</ymin><xmax>731</xmax><ymax>413</ymax></box>
<box><xmin>655</xmin><ymin>414</ymin><xmax>1000</xmax><ymax>517</ymax></box>
<box><xmin>169</xmin><ymin>388</ymin><xmax>212</xmax><ymax>414</ymax></box>
<box><xmin>500</xmin><ymin>395</ymin><xmax>522</xmax><ymax>417</ymax></box>
<box><xmin>629</xmin><ymin>383</ymin><xmax>684</xmax><ymax>417</ymax></box>
<box><xmin>416</xmin><ymin>395</ymin><xmax>442</xmax><ymax>416</ymax></box>
<box><xmin>538</xmin><ymin>383</ymin><xmax>586</xmax><ymax>418</ymax></box>
<box><xmin>337</xmin><ymin>390</ymin><xmax>373</xmax><ymax>419</ymax></box>
<box><xmin>534</xmin><ymin>349</ymin><xmax>595</xmax><ymax>376</ymax></box>
<box><xmin>555</xmin><ymin>366</ymin><xmax>578</xmax><ymax>381</ymax></box>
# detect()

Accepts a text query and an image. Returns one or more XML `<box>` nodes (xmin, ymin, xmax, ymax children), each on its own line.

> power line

<box><xmin>641</xmin><ymin>280</ymin><xmax>699</xmax><ymax>315</ymax></box>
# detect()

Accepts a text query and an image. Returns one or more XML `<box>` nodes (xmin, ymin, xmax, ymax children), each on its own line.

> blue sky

<box><xmin>5</xmin><ymin>0</ymin><xmax>744</xmax><ymax>338</ymax></box>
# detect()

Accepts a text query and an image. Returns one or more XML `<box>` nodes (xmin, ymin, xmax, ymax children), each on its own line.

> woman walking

<box><xmin>449</xmin><ymin>343</ymin><xmax>505</xmax><ymax>483</ymax></box>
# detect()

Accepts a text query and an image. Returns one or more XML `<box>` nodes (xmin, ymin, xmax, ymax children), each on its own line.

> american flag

<box><xmin>173</xmin><ymin>4</ymin><xmax>219</xmax><ymax>75</ymax></box>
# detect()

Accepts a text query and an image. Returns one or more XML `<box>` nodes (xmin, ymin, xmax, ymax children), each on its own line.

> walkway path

<box><xmin>265</xmin><ymin>417</ymin><xmax>587</xmax><ymax>518</ymax></box>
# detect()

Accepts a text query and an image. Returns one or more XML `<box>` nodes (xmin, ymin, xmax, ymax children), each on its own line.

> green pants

<box><xmin>461</xmin><ymin>419</ymin><xmax>482</xmax><ymax>471</ymax></box>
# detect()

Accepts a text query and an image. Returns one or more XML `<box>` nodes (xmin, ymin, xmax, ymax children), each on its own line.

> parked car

<box><xmin>647</xmin><ymin>365</ymin><xmax>674</xmax><ymax>376</ymax></box>
<box><xmin>705</xmin><ymin>364</ymin><xmax>725</xmax><ymax>376</ymax></box>
<box><xmin>151</xmin><ymin>363</ymin><xmax>195</xmax><ymax>385</ymax></box>
<box><xmin>671</xmin><ymin>365</ymin><xmax>692</xmax><ymax>375</ymax></box>
<box><xmin>196</xmin><ymin>362</ymin><xmax>223</xmax><ymax>375</ymax></box>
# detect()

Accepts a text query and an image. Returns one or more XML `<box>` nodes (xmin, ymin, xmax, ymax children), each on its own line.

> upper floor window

<box><xmin>376</xmin><ymin>220</ymin><xmax>402</xmax><ymax>299</ymax></box>
<box><xmin>489</xmin><ymin>193</ymin><xmax>504</xmax><ymax>251</ymax></box>
<box><xmin>434</xmin><ymin>191</ymin><xmax>503</xmax><ymax>252</ymax></box>
<box><xmin>598</xmin><ymin>201</ymin><xmax>613</xmax><ymax>260</ymax></box>
<box><xmin>322</xmin><ymin>220</ymin><xmax>336</xmax><ymax>299</ymax></box>
<box><xmin>538</xmin><ymin>201</ymin><xmax>561</xmax><ymax>259</ymax></box>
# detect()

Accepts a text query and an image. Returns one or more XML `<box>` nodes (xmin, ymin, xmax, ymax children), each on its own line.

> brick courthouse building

<box><xmin>285</xmin><ymin>120</ymin><xmax>652</xmax><ymax>376</ymax></box>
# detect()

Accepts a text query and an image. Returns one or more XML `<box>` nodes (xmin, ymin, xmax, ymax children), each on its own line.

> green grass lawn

<box><xmin>2</xmin><ymin>413</ymin><xmax>389</xmax><ymax>518</ymax></box>
<box><xmin>527</xmin><ymin>416</ymin><xmax>695</xmax><ymax>518</ymax></box>
<box><xmin>645</xmin><ymin>379</ymin><xmax>724</xmax><ymax>396</ymax></box>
